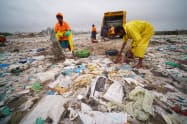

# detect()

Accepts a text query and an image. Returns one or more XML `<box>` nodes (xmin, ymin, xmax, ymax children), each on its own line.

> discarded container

<box><xmin>74</xmin><ymin>68</ymin><xmax>81</xmax><ymax>73</ymax></box>
<box><xmin>0</xmin><ymin>64</ymin><xmax>9</xmax><ymax>69</ymax></box>
<box><xmin>10</xmin><ymin>67</ymin><xmax>22</xmax><ymax>75</ymax></box>
<box><xmin>165</xmin><ymin>61</ymin><xmax>180</xmax><ymax>68</ymax></box>
<box><xmin>35</xmin><ymin>117</ymin><xmax>44</xmax><ymax>124</ymax></box>
<box><xmin>36</xmin><ymin>48</ymin><xmax>45</xmax><ymax>52</ymax></box>
<box><xmin>19</xmin><ymin>58</ymin><xmax>27</xmax><ymax>64</ymax></box>
<box><xmin>27</xmin><ymin>58</ymin><xmax>36</xmax><ymax>63</ymax></box>
<box><xmin>105</xmin><ymin>49</ymin><xmax>119</xmax><ymax>56</ymax></box>
<box><xmin>32</xmin><ymin>82</ymin><xmax>41</xmax><ymax>92</ymax></box>
<box><xmin>75</xmin><ymin>50</ymin><xmax>90</xmax><ymax>58</ymax></box>
<box><xmin>46</xmin><ymin>90</ymin><xmax>55</xmax><ymax>95</ymax></box>
<box><xmin>1</xmin><ymin>106</ymin><xmax>11</xmax><ymax>117</ymax></box>
<box><xmin>74</xmin><ymin>65</ymin><xmax>86</xmax><ymax>73</ymax></box>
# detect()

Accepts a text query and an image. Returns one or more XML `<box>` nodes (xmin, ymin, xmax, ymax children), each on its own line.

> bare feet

<box><xmin>133</xmin><ymin>63</ymin><xmax>143</xmax><ymax>69</ymax></box>
<box><xmin>124</xmin><ymin>59</ymin><xmax>130</xmax><ymax>64</ymax></box>
<box><xmin>126</xmin><ymin>50</ymin><xmax>134</xmax><ymax>59</ymax></box>
<box><xmin>133</xmin><ymin>57</ymin><xmax>143</xmax><ymax>69</ymax></box>
<box><xmin>115</xmin><ymin>55</ymin><xmax>122</xmax><ymax>63</ymax></box>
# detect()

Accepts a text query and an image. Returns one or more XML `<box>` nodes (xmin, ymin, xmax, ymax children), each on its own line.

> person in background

<box><xmin>91</xmin><ymin>24</ymin><xmax>97</xmax><ymax>42</ymax></box>
<box><xmin>109</xmin><ymin>25</ymin><xmax>115</xmax><ymax>39</ymax></box>
<box><xmin>115</xmin><ymin>20</ymin><xmax>154</xmax><ymax>68</ymax></box>
<box><xmin>54</xmin><ymin>12</ymin><xmax>74</xmax><ymax>52</ymax></box>
<box><xmin>102</xmin><ymin>24</ymin><xmax>108</xmax><ymax>41</ymax></box>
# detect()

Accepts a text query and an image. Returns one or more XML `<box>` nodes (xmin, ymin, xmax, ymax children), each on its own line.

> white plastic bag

<box><xmin>48</xmin><ymin>75</ymin><xmax>72</xmax><ymax>89</ymax></box>
<box><xmin>79</xmin><ymin>111</ymin><xmax>127</xmax><ymax>124</ymax></box>
<box><xmin>103</xmin><ymin>81</ymin><xmax>124</xmax><ymax>104</ymax></box>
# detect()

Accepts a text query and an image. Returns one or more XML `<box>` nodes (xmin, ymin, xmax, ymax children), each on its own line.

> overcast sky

<box><xmin>0</xmin><ymin>0</ymin><xmax>186</xmax><ymax>32</ymax></box>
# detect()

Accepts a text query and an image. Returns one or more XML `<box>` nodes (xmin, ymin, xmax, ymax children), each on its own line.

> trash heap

<box><xmin>0</xmin><ymin>34</ymin><xmax>187</xmax><ymax>124</ymax></box>
<box><xmin>145</xmin><ymin>35</ymin><xmax>187</xmax><ymax>93</ymax></box>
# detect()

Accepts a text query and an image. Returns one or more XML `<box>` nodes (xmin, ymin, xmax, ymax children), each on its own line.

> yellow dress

<box><xmin>123</xmin><ymin>20</ymin><xmax>154</xmax><ymax>58</ymax></box>
<box><xmin>55</xmin><ymin>31</ymin><xmax>74</xmax><ymax>52</ymax></box>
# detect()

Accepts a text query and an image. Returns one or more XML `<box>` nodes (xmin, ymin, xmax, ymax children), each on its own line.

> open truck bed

<box><xmin>101</xmin><ymin>10</ymin><xmax>127</xmax><ymax>38</ymax></box>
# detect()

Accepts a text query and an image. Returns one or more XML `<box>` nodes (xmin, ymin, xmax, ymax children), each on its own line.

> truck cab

<box><xmin>101</xmin><ymin>10</ymin><xmax>126</xmax><ymax>38</ymax></box>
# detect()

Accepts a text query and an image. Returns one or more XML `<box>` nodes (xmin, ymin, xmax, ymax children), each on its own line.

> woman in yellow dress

<box><xmin>115</xmin><ymin>20</ymin><xmax>154</xmax><ymax>68</ymax></box>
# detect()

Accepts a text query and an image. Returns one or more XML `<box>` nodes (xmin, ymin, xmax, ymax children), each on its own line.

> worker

<box><xmin>102</xmin><ymin>25</ymin><xmax>108</xmax><ymax>41</ymax></box>
<box><xmin>115</xmin><ymin>20</ymin><xmax>154</xmax><ymax>68</ymax></box>
<box><xmin>54</xmin><ymin>12</ymin><xmax>74</xmax><ymax>52</ymax></box>
<box><xmin>91</xmin><ymin>24</ymin><xmax>97</xmax><ymax>41</ymax></box>
<box><xmin>109</xmin><ymin>25</ymin><xmax>115</xmax><ymax>38</ymax></box>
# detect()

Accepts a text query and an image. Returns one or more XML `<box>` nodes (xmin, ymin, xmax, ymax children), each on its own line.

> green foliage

<box><xmin>0</xmin><ymin>32</ymin><xmax>13</xmax><ymax>36</ymax></box>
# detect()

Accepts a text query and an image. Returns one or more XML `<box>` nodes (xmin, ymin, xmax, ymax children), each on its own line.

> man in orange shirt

<box><xmin>91</xmin><ymin>24</ymin><xmax>97</xmax><ymax>41</ymax></box>
<box><xmin>109</xmin><ymin>25</ymin><xmax>115</xmax><ymax>39</ymax></box>
<box><xmin>54</xmin><ymin>12</ymin><xmax>73</xmax><ymax>52</ymax></box>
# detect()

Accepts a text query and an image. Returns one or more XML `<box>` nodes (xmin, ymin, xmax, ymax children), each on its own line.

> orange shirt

<box><xmin>92</xmin><ymin>27</ymin><xmax>96</xmax><ymax>32</ymax></box>
<box><xmin>110</xmin><ymin>26</ymin><xmax>115</xmax><ymax>34</ymax></box>
<box><xmin>54</xmin><ymin>21</ymin><xmax>70</xmax><ymax>41</ymax></box>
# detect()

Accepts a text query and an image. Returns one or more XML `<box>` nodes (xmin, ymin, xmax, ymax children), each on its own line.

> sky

<box><xmin>0</xmin><ymin>0</ymin><xmax>186</xmax><ymax>33</ymax></box>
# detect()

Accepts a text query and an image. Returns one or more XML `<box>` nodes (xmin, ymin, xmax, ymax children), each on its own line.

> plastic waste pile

<box><xmin>0</xmin><ymin>34</ymin><xmax>187</xmax><ymax>124</ymax></box>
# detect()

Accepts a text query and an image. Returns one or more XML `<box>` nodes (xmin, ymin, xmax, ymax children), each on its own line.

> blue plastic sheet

<box><xmin>0</xmin><ymin>64</ymin><xmax>9</xmax><ymax>69</ymax></box>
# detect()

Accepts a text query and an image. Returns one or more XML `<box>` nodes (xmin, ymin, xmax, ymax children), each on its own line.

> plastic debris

<box><xmin>46</xmin><ymin>90</ymin><xmax>55</xmax><ymax>95</ymax></box>
<box><xmin>75</xmin><ymin>49</ymin><xmax>90</xmax><ymax>58</ymax></box>
<box><xmin>35</xmin><ymin>117</ymin><xmax>44</xmax><ymax>124</ymax></box>
<box><xmin>36</xmin><ymin>48</ymin><xmax>45</xmax><ymax>52</ymax></box>
<box><xmin>79</xmin><ymin>111</ymin><xmax>127</xmax><ymax>124</ymax></box>
<box><xmin>19</xmin><ymin>58</ymin><xmax>27</xmax><ymax>64</ymax></box>
<box><xmin>1</xmin><ymin>32</ymin><xmax>187</xmax><ymax>124</ymax></box>
<box><xmin>69</xmin><ymin>108</ymin><xmax>79</xmax><ymax>121</ymax></box>
<box><xmin>48</xmin><ymin>75</ymin><xmax>71</xmax><ymax>89</ymax></box>
<box><xmin>103</xmin><ymin>81</ymin><xmax>124</xmax><ymax>104</ymax></box>
<box><xmin>32</xmin><ymin>55</ymin><xmax>45</xmax><ymax>61</ymax></box>
<box><xmin>54</xmin><ymin>86</ymin><xmax>69</xmax><ymax>95</ymax></box>
<box><xmin>35</xmin><ymin>71</ymin><xmax>56</xmax><ymax>83</ymax></box>
<box><xmin>90</xmin><ymin>76</ymin><xmax>106</xmax><ymax>98</ymax></box>
<box><xmin>32</xmin><ymin>82</ymin><xmax>42</xmax><ymax>92</ymax></box>
<box><xmin>165</xmin><ymin>61</ymin><xmax>180</xmax><ymax>68</ymax></box>
<box><xmin>20</xmin><ymin>96</ymin><xmax>68</xmax><ymax>124</ymax></box>
<box><xmin>1</xmin><ymin>106</ymin><xmax>11</xmax><ymax>117</ymax></box>
<box><xmin>105</xmin><ymin>49</ymin><xmax>119</xmax><ymax>56</ymax></box>
<box><xmin>0</xmin><ymin>64</ymin><xmax>9</xmax><ymax>69</ymax></box>
<box><xmin>125</xmin><ymin>87</ymin><xmax>154</xmax><ymax>121</ymax></box>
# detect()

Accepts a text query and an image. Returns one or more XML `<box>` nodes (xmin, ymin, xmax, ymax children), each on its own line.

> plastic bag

<box><xmin>103</xmin><ymin>81</ymin><xmax>124</xmax><ymax>104</ymax></box>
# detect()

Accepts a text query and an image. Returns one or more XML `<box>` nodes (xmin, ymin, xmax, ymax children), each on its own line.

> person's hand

<box><xmin>115</xmin><ymin>55</ymin><xmax>122</xmax><ymax>63</ymax></box>
<box><xmin>64</xmin><ymin>31</ymin><xmax>71</xmax><ymax>37</ymax></box>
